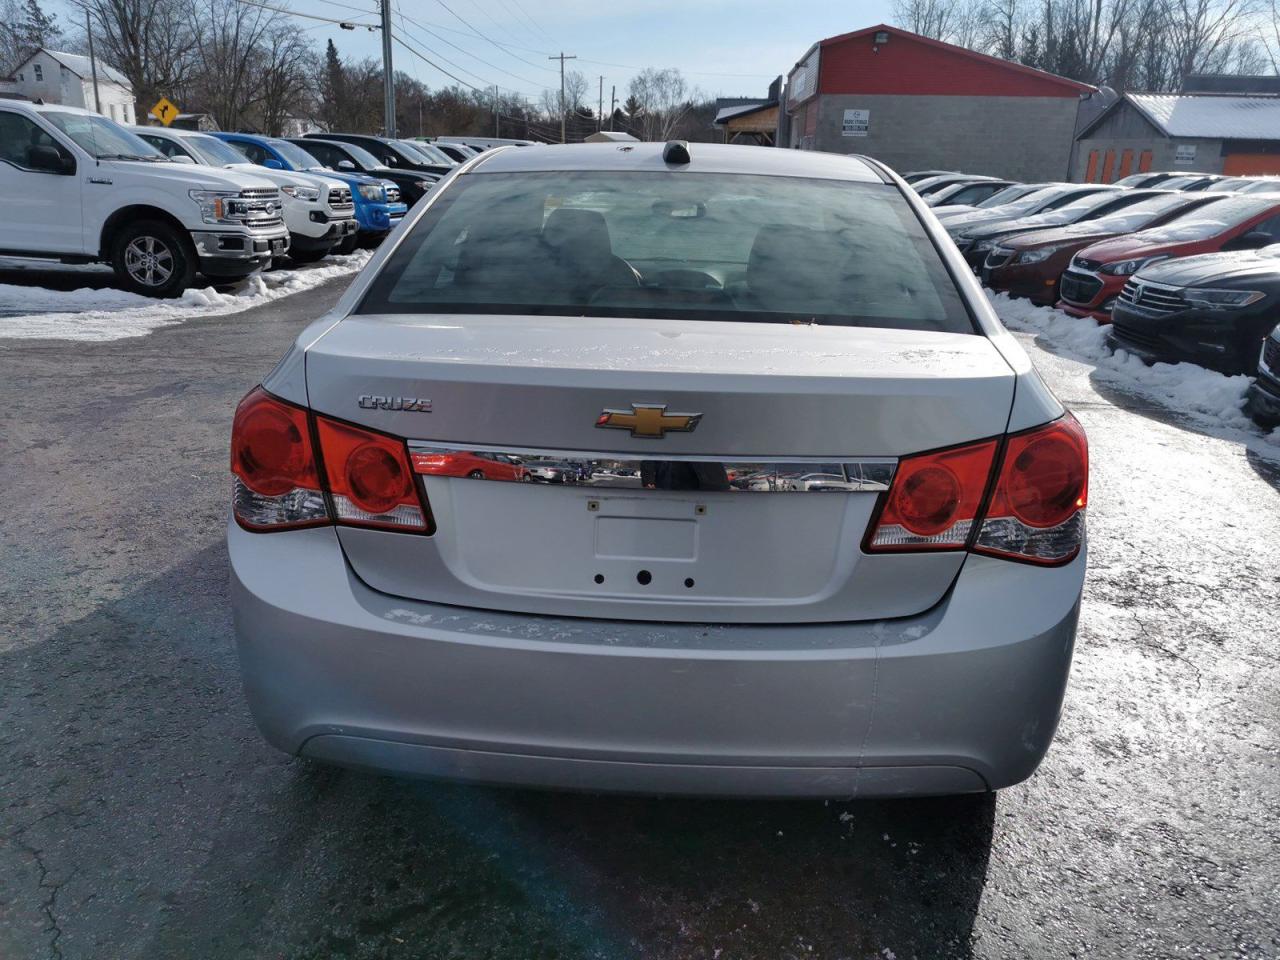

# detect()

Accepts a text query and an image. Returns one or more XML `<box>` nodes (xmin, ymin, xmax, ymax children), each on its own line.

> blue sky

<box><xmin>55</xmin><ymin>0</ymin><xmax>897</xmax><ymax>102</ymax></box>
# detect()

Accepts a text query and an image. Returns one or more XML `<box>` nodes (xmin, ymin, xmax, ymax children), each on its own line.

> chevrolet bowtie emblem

<box><xmin>595</xmin><ymin>403</ymin><xmax>702</xmax><ymax>438</ymax></box>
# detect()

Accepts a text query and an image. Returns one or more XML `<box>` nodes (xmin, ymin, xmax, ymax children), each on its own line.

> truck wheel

<box><xmin>336</xmin><ymin>235</ymin><xmax>358</xmax><ymax>255</ymax></box>
<box><xmin>111</xmin><ymin>220</ymin><xmax>197</xmax><ymax>298</ymax></box>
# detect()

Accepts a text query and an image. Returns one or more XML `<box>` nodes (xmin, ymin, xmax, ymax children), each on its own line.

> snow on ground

<box><xmin>987</xmin><ymin>289</ymin><xmax>1280</xmax><ymax>458</ymax></box>
<box><xmin>0</xmin><ymin>250</ymin><xmax>371</xmax><ymax>342</ymax></box>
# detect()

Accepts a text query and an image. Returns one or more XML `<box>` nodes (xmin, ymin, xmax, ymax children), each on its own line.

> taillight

<box><xmin>315</xmin><ymin>416</ymin><xmax>431</xmax><ymax>532</ymax></box>
<box><xmin>230</xmin><ymin>387</ymin><xmax>328</xmax><ymax>530</ymax></box>
<box><xmin>974</xmin><ymin>415</ymin><xmax>1087</xmax><ymax>565</ymax></box>
<box><xmin>867</xmin><ymin>414</ymin><xmax>1087</xmax><ymax>566</ymax></box>
<box><xmin>866</xmin><ymin>440</ymin><xmax>998</xmax><ymax>551</ymax></box>
<box><xmin>230</xmin><ymin>386</ymin><xmax>431</xmax><ymax>534</ymax></box>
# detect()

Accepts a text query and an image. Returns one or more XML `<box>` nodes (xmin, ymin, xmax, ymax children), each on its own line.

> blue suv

<box><xmin>212</xmin><ymin>133</ymin><xmax>407</xmax><ymax>247</ymax></box>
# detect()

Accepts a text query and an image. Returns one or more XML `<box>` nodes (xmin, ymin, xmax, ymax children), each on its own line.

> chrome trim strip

<box><xmin>407</xmin><ymin>442</ymin><xmax>896</xmax><ymax>493</ymax></box>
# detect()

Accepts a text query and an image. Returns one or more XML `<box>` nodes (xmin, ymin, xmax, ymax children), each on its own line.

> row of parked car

<box><xmin>905</xmin><ymin>168</ymin><xmax>1280</xmax><ymax>429</ymax></box>
<box><xmin>0</xmin><ymin>97</ymin><xmax>530</xmax><ymax>297</ymax></box>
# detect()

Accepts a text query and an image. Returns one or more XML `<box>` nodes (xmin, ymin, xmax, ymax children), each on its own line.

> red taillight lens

<box><xmin>866</xmin><ymin>439</ymin><xmax>998</xmax><ymax>551</ymax></box>
<box><xmin>230</xmin><ymin>387</ymin><xmax>328</xmax><ymax>529</ymax></box>
<box><xmin>315</xmin><ymin>416</ymin><xmax>431</xmax><ymax>532</ymax></box>
<box><xmin>866</xmin><ymin>414</ymin><xmax>1087</xmax><ymax>566</ymax></box>
<box><xmin>975</xmin><ymin>415</ymin><xmax>1087</xmax><ymax>565</ymax></box>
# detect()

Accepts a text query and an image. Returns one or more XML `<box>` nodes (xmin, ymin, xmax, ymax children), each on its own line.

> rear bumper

<box><xmin>229</xmin><ymin>521</ymin><xmax>1084</xmax><ymax>798</ymax></box>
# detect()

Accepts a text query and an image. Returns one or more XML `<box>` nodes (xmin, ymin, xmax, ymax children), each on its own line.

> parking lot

<box><xmin>1</xmin><ymin>267</ymin><xmax>1277</xmax><ymax>959</ymax></box>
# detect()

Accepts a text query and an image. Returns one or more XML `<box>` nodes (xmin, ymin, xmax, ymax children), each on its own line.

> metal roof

<box><xmin>714</xmin><ymin>101</ymin><xmax>775</xmax><ymax>124</ymax></box>
<box><xmin>471</xmin><ymin>141</ymin><xmax>885</xmax><ymax>182</ymax></box>
<box><xmin>23</xmin><ymin>49</ymin><xmax>132</xmax><ymax>88</ymax></box>
<box><xmin>1129</xmin><ymin>94</ymin><xmax>1280</xmax><ymax>139</ymax></box>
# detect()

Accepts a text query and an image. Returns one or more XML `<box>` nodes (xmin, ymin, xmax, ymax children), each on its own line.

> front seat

<box><xmin>540</xmin><ymin>208</ymin><xmax>641</xmax><ymax>299</ymax></box>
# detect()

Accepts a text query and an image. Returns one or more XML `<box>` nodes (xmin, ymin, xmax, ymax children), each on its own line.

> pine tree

<box><xmin>320</xmin><ymin>39</ymin><xmax>345</xmax><ymax>130</ymax></box>
<box><xmin>17</xmin><ymin>0</ymin><xmax>61</xmax><ymax>52</ymax></box>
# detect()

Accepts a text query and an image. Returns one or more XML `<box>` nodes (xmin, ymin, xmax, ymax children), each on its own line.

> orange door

<box><xmin>1139</xmin><ymin>150</ymin><xmax>1153</xmax><ymax>172</ymax></box>
<box><xmin>1085</xmin><ymin>150</ymin><xmax>1100</xmax><ymax>182</ymax></box>
<box><xmin>1223</xmin><ymin>154</ymin><xmax>1280</xmax><ymax>176</ymax></box>
<box><xmin>1101</xmin><ymin>149</ymin><xmax>1115</xmax><ymax>183</ymax></box>
<box><xmin>1118</xmin><ymin>149</ymin><xmax>1133</xmax><ymax>178</ymax></box>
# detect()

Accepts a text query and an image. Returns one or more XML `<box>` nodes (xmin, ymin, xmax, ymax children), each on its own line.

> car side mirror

<box><xmin>27</xmin><ymin>144</ymin><xmax>73</xmax><ymax>174</ymax></box>
<box><xmin>337</xmin><ymin>160</ymin><xmax>355</xmax><ymax>171</ymax></box>
<box><xmin>263</xmin><ymin>158</ymin><xmax>283</xmax><ymax>170</ymax></box>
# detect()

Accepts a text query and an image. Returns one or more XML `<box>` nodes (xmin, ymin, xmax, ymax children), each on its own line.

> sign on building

<box><xmin>1174</xmin><ymin>144</ymin><xmax>1197</xmax><ymax>165</ymax></box>
<box><xmin>841</xmin><ymin>108</ymin><xmax>870</xmax><ymax>137</ymax></box>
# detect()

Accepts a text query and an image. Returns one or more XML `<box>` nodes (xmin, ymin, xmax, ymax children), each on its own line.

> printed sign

<box><xmin>149</xmin><ymin>97</ymin><xmax>180</xmax><ymax>127</ymax></box>
<box><xmin>842</xmin><ymin>109</ymin><xmax>870</xmax><ymax>137</ymax></box>
<box><xmin>1174</xmin><ymin>144</ymin><xmax>1196</xmax><ymax>165</ymax></box>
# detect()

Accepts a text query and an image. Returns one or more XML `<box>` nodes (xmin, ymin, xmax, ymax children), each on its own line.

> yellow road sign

<box><xmin>149</xmin><ymin>97</ymin><xmax>179</xmax><ymax>127</ymax></box>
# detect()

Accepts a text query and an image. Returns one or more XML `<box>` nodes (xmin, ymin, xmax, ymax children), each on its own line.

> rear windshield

<box><xmin>358</xmin><ymin>171</ymin><xmax>974</xmax><ymax>333</ymax></box>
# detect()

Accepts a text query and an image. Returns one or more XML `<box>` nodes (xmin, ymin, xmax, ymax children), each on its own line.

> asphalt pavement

<box><xmin>1</xmin><ymin>277</ymin><xmax>1277</xmax><ymax>960</ymax></box>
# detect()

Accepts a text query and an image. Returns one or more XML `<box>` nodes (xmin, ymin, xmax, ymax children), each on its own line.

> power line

<box><xmin>393</xmin><ymin>7</ymin><xmax>542</xmax><ymax>87</ymax></box>
<box><xmin>234</xmin><ymin>0</ymin><xmax>378</xmax><ymax>30</ymax></box>
<box><xmin>426</xmin><ymin>0</ymin><xmax>557</xmax><ymax>73</ymax></box>
<box><xmin>496</xmin><ymin>0</ymin><xmax>554</xmax><ymax>47</ymax></box>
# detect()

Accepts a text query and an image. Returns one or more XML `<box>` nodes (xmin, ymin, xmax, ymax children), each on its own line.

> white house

<box><xmin>7</xmin><ymin>49</ymin><xmax>135</xmax><ymax>124</ymax></box>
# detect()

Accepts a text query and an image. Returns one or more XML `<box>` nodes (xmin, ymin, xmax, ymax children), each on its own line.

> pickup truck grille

<box><xmin>1263</xmin><ymin>336</ymin><xmax>1280</xmax><ymax>375</ymax></box>
<box><xmin>239</xmin><ymin>188</ymin><xmax>279</xmax><ymax>201</ymax></box>
<box><xmin>1060</xmin><ymin>270</ymin><xmax>1103</xmax><ymax>305</ymax></box>
<box><xmin>385</xmin><ymin>185</ymin><xmax>401</xmax><ymax>203</ymax></box>
<box><xmin>1118</xmin><ymin>280</ymin><xmax>1186</xmax><ymax>315</ymax></box>
<box><xmin>327</xmin><ymin>187</ymin><xmax>353</xmax><ymax>209</ymax></box>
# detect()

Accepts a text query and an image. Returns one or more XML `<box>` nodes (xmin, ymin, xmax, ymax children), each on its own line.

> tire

<box><xmin>336</xmin><ymin>235</ymin><xmax>358</xmax><ymax>255</ymax></box>
<box><xmin>111</xmin><ymin>219</ymin><xmax>197</xmax><ymax>298</ymax></box>
<box><xmin>289</xmin><ymin>246</ymin><xmax>331</xmax><ymax>265</ymax></box>
<box><xmin>467</xmin><ymin>469</ymin><xmax>485</xmax><ymax>479</ymax></box>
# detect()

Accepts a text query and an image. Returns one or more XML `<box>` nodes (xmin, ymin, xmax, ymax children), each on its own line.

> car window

<box><xmin>41</xmin><ymin>110</ymin><xmax>163</xmax><ymax>160</ymax></box>
<box><xmin>0</xmin><ymin>111</ymin><xmax>70</xmax><ymax>170</ymax></box>
<box><xmin>268</xmin><ymin>138</ymin><xmax>323</xmax><ymax>170</ymax></box>
<box><xmin>301</xmin><ymin>140</ymin><xmax>343</xmax><ymax>167</ymax></box>
<box><xmin>1131</xmin><ymin>197</ymin><xmax>1279</xmax><ymax>242</ymax></box>
<box><xmin>187</xmin><ymin>134</ymin><xmax>249</xmax><ymax>166</ymax></box>
<box><xmin>1249</xmin><ymin>213</ymin><xmax>1280</xmax><ymax>239</ymax></box>
<box><xmin>359</xmin><ymin>171</ymin><xmax>974</xmax><ymax>334</ymax></box>
<box><xmin>228</xmin><ymin>139</ymin><xmax>266</xmax><ymax>164</ymax></box>
<box><xmin>321</xmin><ymin>140</ymin><xmax>382</xmax><ymax>169</ymax></box>
<box><xmin>139</xmin><ymin>134</ymin><xmax>191</xmax><ymax>160</ymax></box>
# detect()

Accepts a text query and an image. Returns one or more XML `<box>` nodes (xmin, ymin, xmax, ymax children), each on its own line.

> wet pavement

<box><xmin>1</xmin><ymin>279</ymin><xmax>1277</xmax><ymax>959</ymax></box>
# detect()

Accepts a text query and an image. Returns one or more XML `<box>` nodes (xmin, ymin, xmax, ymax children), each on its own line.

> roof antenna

<box><xmin>663</xmin><ymin>140</ymin><xmax>691</xmax><ymax>165</ymax></box>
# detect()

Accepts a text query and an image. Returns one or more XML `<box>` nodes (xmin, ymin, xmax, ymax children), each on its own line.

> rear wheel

<box><xmin>467</xmin><ymin>469</ymin><xmax>485</xmax><ymax>479</ymax></box>
<box><xmin>111</xmin><ymin>220</ymin><xmax>196</xmax><ymax>298</ymax></box>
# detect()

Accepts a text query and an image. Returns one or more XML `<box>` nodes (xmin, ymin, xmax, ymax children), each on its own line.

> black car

<box><xmin>959</xmin><ymin>188</ymin><xmax>1159</xmax><ymax>271</ymax></box>
<box><xmin>304</xmin><ymin>132</ymin><xmax>452</xmax><ymax>178</ymax></box>
<box><xmin>1245</xmin><ymin>329</ymin><xmax>1280</xmax><ymax>426</ymax></box>
<box><xmin>1108</xmin><ymin>247</ymin><xmax>1280</xmax><ymax>376</ymax></box>
<box><xmin>287</xmin><ymin>137</ymin><xmax>436</xmax><ymax>207</ymax></box>
<box><xmin>432</xmin><ymin>142</ymin><xmax>478</xmax><ymax>163</ymax></box>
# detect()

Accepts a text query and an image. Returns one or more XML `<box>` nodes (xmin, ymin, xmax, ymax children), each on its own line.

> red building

<box><xmin>784</xmin><ymin>25</ymin><xmax>1097</xmax><ymax>181</ymax></box>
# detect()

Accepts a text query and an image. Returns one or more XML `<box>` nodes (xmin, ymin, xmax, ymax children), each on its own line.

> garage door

<box><xmin>1223</xmin><ymin>154</ymin><xmax>1280</xmax><ymax>175</ymax></box>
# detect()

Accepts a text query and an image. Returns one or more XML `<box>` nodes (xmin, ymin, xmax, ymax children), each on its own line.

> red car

<box><xmin>1057</xmin><ymin>195</ymin><xmax>1280</xmax><ymax>321</ymax></box>
<box><xmin>410</xmin><ymin>449</ymin><xmax>528</xmax><ymax>481</ymax></box>
<box><xmin>984</xmin><ymin>193</ymin><xmax>1224</xmax><ymax>305</ymax></box>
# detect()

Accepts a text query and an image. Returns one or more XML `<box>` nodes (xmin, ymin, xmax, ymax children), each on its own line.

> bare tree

<box><xmin>82</xmin><ymin>0</ymin><xmax>195</xmax><ymax>113</ymax></box>
<box><xmin>627</xmin><ymin>67</ymin><xmax>693</xmax><ymax>141</ymax></box>
<box><xmin>253</xmin><ymin>22</ymin><xmax>312</xmax><ymax>134</ymax></box>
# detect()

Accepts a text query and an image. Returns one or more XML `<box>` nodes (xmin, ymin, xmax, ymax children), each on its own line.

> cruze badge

<box><xmin>358</xmin><ymin>395</ymin><xmax>432</xmax><ymax>412</ymax></box>
<box><xmin>596</xmin><ymin>403</ymin><xmax>702</xmax><ymax>438</ymax></box>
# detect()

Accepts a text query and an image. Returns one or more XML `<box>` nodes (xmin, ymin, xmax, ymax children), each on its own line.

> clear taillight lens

<box><xmin>315</xmin><ymin>416</ymin><xmax>432</xmax><ymax>532</ymax></box>
<box><xmin>975</xmin><ymin>415</ymin><xmax>1088</xmax><ymax>565</ymax></box>
<box><xmin>230</xmin><ymin>387</ymin><xmax>329</xmax><ymax>530</ymax></box>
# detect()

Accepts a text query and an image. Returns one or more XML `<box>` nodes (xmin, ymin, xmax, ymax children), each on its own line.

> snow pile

<box><xmin>0</xmin><ymin>250</ymin><xmax>372</xmax><ymax>342</ymax></box>
<box><xmin>988</xmin><ymin>289</ymin><xmax>1280</xmax><ymax>453</ymax></box>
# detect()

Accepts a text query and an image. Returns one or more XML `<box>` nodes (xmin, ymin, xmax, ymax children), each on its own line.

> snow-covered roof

<box><xmin>714</xmin><ymin>101</ymin><xmax>774</xmax><ymax>124</ymax></box>
<box><xmin>17</xmin><ymin>49</ymin><xmax>131</xmax><ymax>89</ymax></box>
<box><xmin>1129</xmin><ymin>94</ymin><xmax>1280</xmax><ymax>140</ymax></box>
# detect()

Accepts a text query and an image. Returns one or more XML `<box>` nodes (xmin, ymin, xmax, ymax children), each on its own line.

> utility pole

<box><xmin>597</xmin><ymin>75</ymin><xmax>603</xmax><ymax>131</ymax></box>
<box><xmin>609</xmin><ymin>85</ymin><xmax>616</xmax><ymax>131</ymax></box>
<box><xmin>379</xmin><ymin>0</ymin><xmax>396</xmax><ymax>137</ymax></box>
<box><xmin>85</xmin><ymin>9</ymin><xmax>101</xmax><ymax>115</ymax></box>
<box><xmin>547</xmin><ymin>51</ymin><xmax>576</xmax><ymax>143</ymax></box>
<box><xmin>493</xmin><ymin>85</ymin><xmax>499</xmax><ymax>137</ymax></box>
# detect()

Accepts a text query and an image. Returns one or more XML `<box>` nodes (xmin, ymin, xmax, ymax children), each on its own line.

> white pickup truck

<box><xmin>0</xmin><ymin>100</ymin><xmax>290</xmax><ymax>297</ymax></box>
<box><xmin>131</xmin><ymin>126</ymin><xmax>357</xmax><ymax>264</ymax></box>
